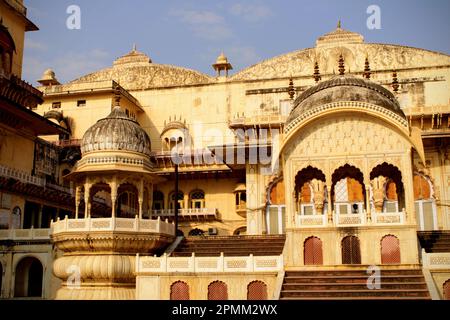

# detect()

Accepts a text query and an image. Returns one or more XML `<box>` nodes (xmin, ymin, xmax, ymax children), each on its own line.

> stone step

<box><xmin>285</xmin><ymin>269</ymin><xmax>423</xmax><ymax>277</ymax></box>
<box><xmin>282</xmin><ymin>282</ymin><xmax>427</xmax><ymax>290</ymax></box>
<box><xmin>280</xmin><ymin>289</ymin><xmax>430</xmax><ymax>298</ymax></box>
<box><xmin>280</xmin><ymin>296</ymin><xmax>431</xmax><ymax>300</ymax></box>
<box><xmin>283</xmin><ymin>275</ymin><xmax>426</xmax><ymax>283</ymax></box>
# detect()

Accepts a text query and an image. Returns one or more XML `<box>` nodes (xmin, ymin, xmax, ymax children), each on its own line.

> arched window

<box><xmin>443</xmin><ymin>280</ymin><xmax>450</xmax><ymax>300</ymax></box>
<box><xmin>169</xmin><ymin>191</ymin><xmax>184</xmax><ymax>210</ymax></box>
<box><xmin>304</xmin><ymin>236</ymin><xmax>323</xmax><ymax>265</ymax></box>
<box><xmin>247</xmin><ymin>281</ymin><xmax>267</xmax><ymax>300</ymax></box>
<box><xmin>266</xmin><ymin>179</ymin><xmax>286</xmax><ymax>234</ymax></box>
<box><xmin>341</xmin><ymin>236</ymin><xmax>361</xmax><ymax>265</ymax></box>
<box><xmin>188</xmin><ymin>228</ymin><xmax>204</xmax><ymax>236</ymax></box>
<box><xmin>152</xmin><ymin>191</ymin><xmax>164</xmax><ymax>210</ymax></box>
<box><xmin>0</xmin><ymin>23</ymin><xmax>15</xmax><ymax>75</ymax></box>
<box><xmin>170</xmin><ymin>281</ymin><xmax>189</xmax><ymax>300</ymax></box>
<box><xmin>189</xmin><ymin>190</ymin><xmax>205</xmax><ymax>209</ymax></box>
<box><xmin>208</xmin><ymin>281</ymin><xmax>228</xmax><ymax>300</ymax></box>
<box><xmin>413</xmin><ymin>174</ymin><xmax>437</xmax><ymax>230</ymax></box>
<box><xmin>381</xmin><ymin>235</ymin><xmax>401</xmax><ymax>264</ymax></box>
<box><xmin>332</xmin><ymin>165</ymin><xmax>365</xmax><ymax>216</ymax></box>
<box><xmin>14</xmin><ymin>257</ymin><xmax>43</xmax><ymax>297</ymax></box>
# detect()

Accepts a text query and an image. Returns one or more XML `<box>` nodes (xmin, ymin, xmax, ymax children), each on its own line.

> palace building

<box><xmin>0</xmin><ymin>0</ymin><xmax>449</xmax><ymax>300</ymax></box>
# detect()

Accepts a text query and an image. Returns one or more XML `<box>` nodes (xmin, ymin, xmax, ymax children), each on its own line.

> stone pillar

<box><xmin>110</xmin><ymin>179</ymin><xmax>118</xmax><ymax>218</ymax></box>
<box><xmin>138</xmin><ymin>178</ymin><xmax>144</xmax><ymax>219</ymax></box>
<box><xmin>75</xmin><ymin>185</ymin><xmax>81</xmax><ymax>219</ymax></box>
<box><xmin>365</xmin><ymin>185</ymin><xmax>372</xmax><ymax>223</ymax></box>
<box><xmin>312</xmin><ymin>179</ymin><xmax>325</xmax><ymax>214</ymax></box>
<box><xmin>84</xmin><ymin>182</ymin><xmax>91</xmax><ymax>218</ymax></box>
<box><xmin>327</xmin><ymin>185</ymin><xmax>332</xmax><ymax>225</ymax></box>
<box><xmin>147</xmin><ymin>183</ymin><xmax>154</xmax><ymax>218</ymax></box>
<box><xmin>402</xmin><ymin>149</ymin><xmax>416</xmax><ymax>224</ymax></box>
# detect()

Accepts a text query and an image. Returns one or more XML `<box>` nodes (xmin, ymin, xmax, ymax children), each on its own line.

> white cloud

<box><xmin>25</xmin><ymin>39</ymin><xmax>48</xmax><ymax>51</ymax></box>
<box><xmin>229</xmin><ymin>3</ymin><xmax>273</xmax><ymax>22</ymax></box>
<box><xmin>22</xmin><ymin>49</ymin><xmax>110</xmax><ymax>84</ymax></box>
<box><xmin>228</xmin><ymin>46</ymin><xmax>261</xmax><ymax>67</ymax></box>
<box><xmin>170</xmin><ymin>9</ymin><xmax>232</xmax><ymax>41</ymax></box>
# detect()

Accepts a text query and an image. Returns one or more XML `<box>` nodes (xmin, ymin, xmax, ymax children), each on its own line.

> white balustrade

<box><xmin>136</xmin><ymin>253</ymin><xmax>283</xmax><ymax>273</ymax></box>
<box><xmin>51</xmin><ymin>216</ymin><xmax>174</xmax><ymax>236</ymax></box>
<box><xmin>372</xmin><ymin>211</ymin><xmax>405</xmax><ymax>225</ymax></box>
<box><xmin>0</xmin><ymin>227</ymin><xmax>51</xmax><ymax>240</ymax></box>
<box><xmin>422</xmin><ymin>250</ymin><xmax>450</xmax><ymax>270</ymax></box>
<box><xmin>335</xmin><ymin>212</ymin><xmax>366</xmax><ymax>226</ymax></box>
<box><xmin>297</xmin><ymin>214</ymin><xmax>327</xmax><ymax>227</ymax></box>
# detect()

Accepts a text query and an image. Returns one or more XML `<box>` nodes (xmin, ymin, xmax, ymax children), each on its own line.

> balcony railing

<box><xmin>372</xmin><ymin>211</ymin><xmax>405</xmax><ymax>225</ymax></box>
<box><xmin>335</xmin><ymin>212</ymin><xmax>366</xmax><ymax>226</ymax></box>
<box><xmin>151</xmin><ymin>208</ymin><xmax>218</xmax><ymax>219</ymax></box>
<box><xmin>0</xmin><ymin>228</ymin><xmax>51</xmax><ymax>240</ymax></box>
<box><xmin>297</xmin><ymin>214</ymin><xmax>327</xmax><ymax>227</ymax></box>
<box><xmin>51</xmin><ymin>216</ymin><xmax>175</xmax><ymax>236</ymax></box>
<box><xmin>136</xmin><ymin>253</ymin><xmax>283</xmax><ymax>273</ymax></box>
<box><xmin>0</xmin><ymin>163</ymin><xmax>44</xmax><ymax>186</ymax></box>
<box><xmin>421</xmin><ymin>250</ymin><xmax>450</xmax><ymax>270</ymax></box>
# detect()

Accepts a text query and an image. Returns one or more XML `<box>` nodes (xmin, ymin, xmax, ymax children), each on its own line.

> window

<box><xmin>169</xmin><ymin>191</ymin><xmax>184</xmax><ymax>210</ymax></box>
<box><xmin>77</xmin><ymin>100</ymin><xmax>86</xmax><ymax>107</ymax></box>
<box><xmin>208</xmin><ymin>281</ymin><xmax>228</xmax><ymax>300</ymax></box>
<box><xmin>170</xmin><ymin>281</ymin><xmax>189</xmax><ymax>300</ymax></box>
<box><xmin>52</xmin><ymin>101</ymin><xmax>61</xmax><ymax>109</ymax></box>
<box><xmin>152</xmin><ymin>191</ymin><xmax>164</xmax><ymax>211</ymax></box>
<box><xmin>190</xmin><ymin>190</ymin><xmax>205</xmax><ymax>209</ymax></box>
<box><xmin>0</xmin><ymin>192</ymin><xmax>11</xmax><ymax>209</ymax></box>
<box><xmin>247</xmin><ymin>281</ymin><xmax>268</xmax><ymax>300</ymax></box>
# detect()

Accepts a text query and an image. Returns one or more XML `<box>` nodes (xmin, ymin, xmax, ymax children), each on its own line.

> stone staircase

<box><xmin>417</xmin><ymin>231</ymin><xmax>450</xmax><ymax>253</ymax></box>
<box><xmin>280</xmin><ymin>267</ymin><xmax>431</xmax><ymax>300</ymax></box>
<box><xmin>170</xmin><ymin>235</ymin><xmax>286</xmax><ymax>257</ymax></box>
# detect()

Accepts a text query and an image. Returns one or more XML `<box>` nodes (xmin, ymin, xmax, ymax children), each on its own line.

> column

<box><xmin>365</xmin><ymin>185</ymin><xmax>371</xmax><ymax>223</ymax></box>
<box><xmin>75</xmin><ymin>185</ymin><xmax>81</xmax><ymax>219</ymax></box>
<box><xmin>402</xmin><ymin>149</ymin><xmax>416</xmax><ymax>224</ymax></box>
<box><xmin>147</xmin><ymin>183</ymin><xmax>154</xmax><ymax>219</ymax></box>
<box><xmin>37</xmin><ymin>204</ymin><xmax>43</xmax><ymax>228</ymax></box>
<box><xmin>327</xmin><ymin>185</ymin><xmax>332</xmax><ymax>225</ymax></box>
<box><xmin>110</xmin><ymin>178</ymin><xmax>118</xmax><ymax>218</ymax></box>
<box><xmin>138</xmin><ymin>178</ymin><xmax>144</xmax><ymax>219</ymax></box>
<box><xmin>84</xmin><ymin>182</ymin><xmax>91</xmax><ymax>218</ymax></box>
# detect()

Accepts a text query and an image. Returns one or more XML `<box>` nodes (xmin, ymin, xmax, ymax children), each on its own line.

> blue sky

<box><xmin>23</xmin><ymin>0</ymin><xmax>450</xmax><ymax>85</ymax></box>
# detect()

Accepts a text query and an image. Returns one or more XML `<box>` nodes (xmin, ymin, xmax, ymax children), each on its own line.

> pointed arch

<box><xmin>381</xmin><ymin>235</ymin><xmax>401</xmax><ymax>264</ymax></box>
<box><xmin>304</xmin><ymin>236</ymin><xmax>323</xmax><ymax>265</ymax></box>
<box><xmin>170</xmin><ymin>281</ymin><xmax>189</xmax><ymax>300</ymax></box>
<box><xmin>247</xmin><ymin>281</ymin><xmax>268</xmax><ymax>300</ymax></box>
<box><xmin>208</xmin><ymin>281</ymin><xmax>228</xmax><ymax>300</ymax></box>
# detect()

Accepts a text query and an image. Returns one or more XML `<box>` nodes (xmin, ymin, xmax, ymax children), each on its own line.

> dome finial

<box><xmin>313</xmin><ymin>60</ymin><xmax>321</xmax><ymax>83</ymax></box>
<box><xmin>287</xmin><ymin>77</ymin><xmax>295</xmax><ymax>99</ymax></box>
<box><xmin>132</xmin><ymin>43</ymin><xmax>137</xmax><ymax>52</ymax></box>
<box><xmin>338</xmin><ymin>54</ymin><xmax>345</xmax><ymax>75</ymax></box>
<box><xmin>337</xmin><ymin>19</ymin><xmax>341</xmax><ymax>29</ymax></box>
<box><xmin>363</xmin><ymin>55</ymin><xmax>371</xmax><ymax>79</ymax></box>
<box><xmin>392</xmin><ymin>69</ymin><xmax>399</xmax><ymax>93</ymax></box>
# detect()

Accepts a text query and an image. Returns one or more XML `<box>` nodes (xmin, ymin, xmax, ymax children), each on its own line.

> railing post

<box><xmin>136</xmin><ymin>253</ymin><xmax>139</xmax><ymax>273</ymax></box>
<box><xmin>135</xmin><ymin>215</ymin><xmax>139</xmax><ymax>231</ymax></box>
<box><xmin>191</xmin><ymin>252</ymin><xmax>195</xmax><ymax>272</ymax></box>
<box><xmin>249</xmin><ymin>254</ymin><xmax>254</xmax><ymax>272</ymax></box>
<box><xmin>220</xmin><ymin>252</ymin><xmax>224</xmax><ymax>272</ymax></box>
<box><xmin>157</xmin><ymin>216</ymin><xmax>161</xmax><ymax>232</ymax></box>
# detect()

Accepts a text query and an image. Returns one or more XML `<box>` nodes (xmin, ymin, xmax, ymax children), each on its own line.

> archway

<box><xmin>304</xmin><ymin>236</ymin><xmax>323</xmax><ymax>265</ymax></box>
<box><xmin>413</xmin><ymin>174</ymin><xmax>437</xmax><ymax>230</ymax></box>
<box><xmin>444</xmin><ymin>280</ymin><xmax>450</xmax><ymax>300</ymax></box>
<box><xmin>266</xmin><ymin>179</ymin><xmax>286</xmax><ymax>234</ymax></box>
<box><xmin>169</xmin><ymin>191</ymin><xmax>184</xmax><ymax>210</ymax></box>
<box><xmin>89</xmin><ymin>182</ymin><xmax>112</xmax><ymax>218</ymax></box>
<box><xmin>14</xmin><ymin>257</ymin><xmax>43</xmax><ymax>298</ymax></box>
<box><xmin>247</xmin><ymin>281</ymin><xmax>267</xmax><ymax>300</ymax></box>
<box><xmin>233</xmin><ymin>226</ymin><xmax>247</xmax><ymax>235</ymax></box>
<box><xmin>152</xmin><ymin>191</ymin><xmax>164</xmax><ymax>211</ymax></box>
<box><xmin>341</xmin><ymin>236</ymin><xmax>361</xmax><ymax>264</ymax></box>
<box><xmin>370</xmin><ymin>162</ymin><xmax>404</xmax><ymax>213</ymax></box>
<box><xmin>170</xmin><ymin>281</ymin><xmax>189</xmax><ymax>300</ymax></box>
<box><xmin>381</xmin><ymin>235</ymin><xmax>401</xmax><ymax>264</ymax></box>
<box><xmin>117</xmin><ymin>183</ymin><xmax>139</xmax><ymax>218</ymax></box>
<box><xmin>332</xmin><ymin>165</ymin><xmax>365</xmax><ymax>215</ymax></box>
<box><xmin>208</xmin><ymin>281</ymin><xmax>228</xmax><ymax>300</ymax></box>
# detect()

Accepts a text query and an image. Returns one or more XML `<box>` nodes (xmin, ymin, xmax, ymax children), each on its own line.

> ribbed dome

<box><xmin>81</xmin><ymin>106</ymin><xmax>151</xmax><ymax>156</ymax></box>
<box><xmin>286</xmin><ymin>75</ymin><xmax>404</xmax><ymax>126</ymax></box>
